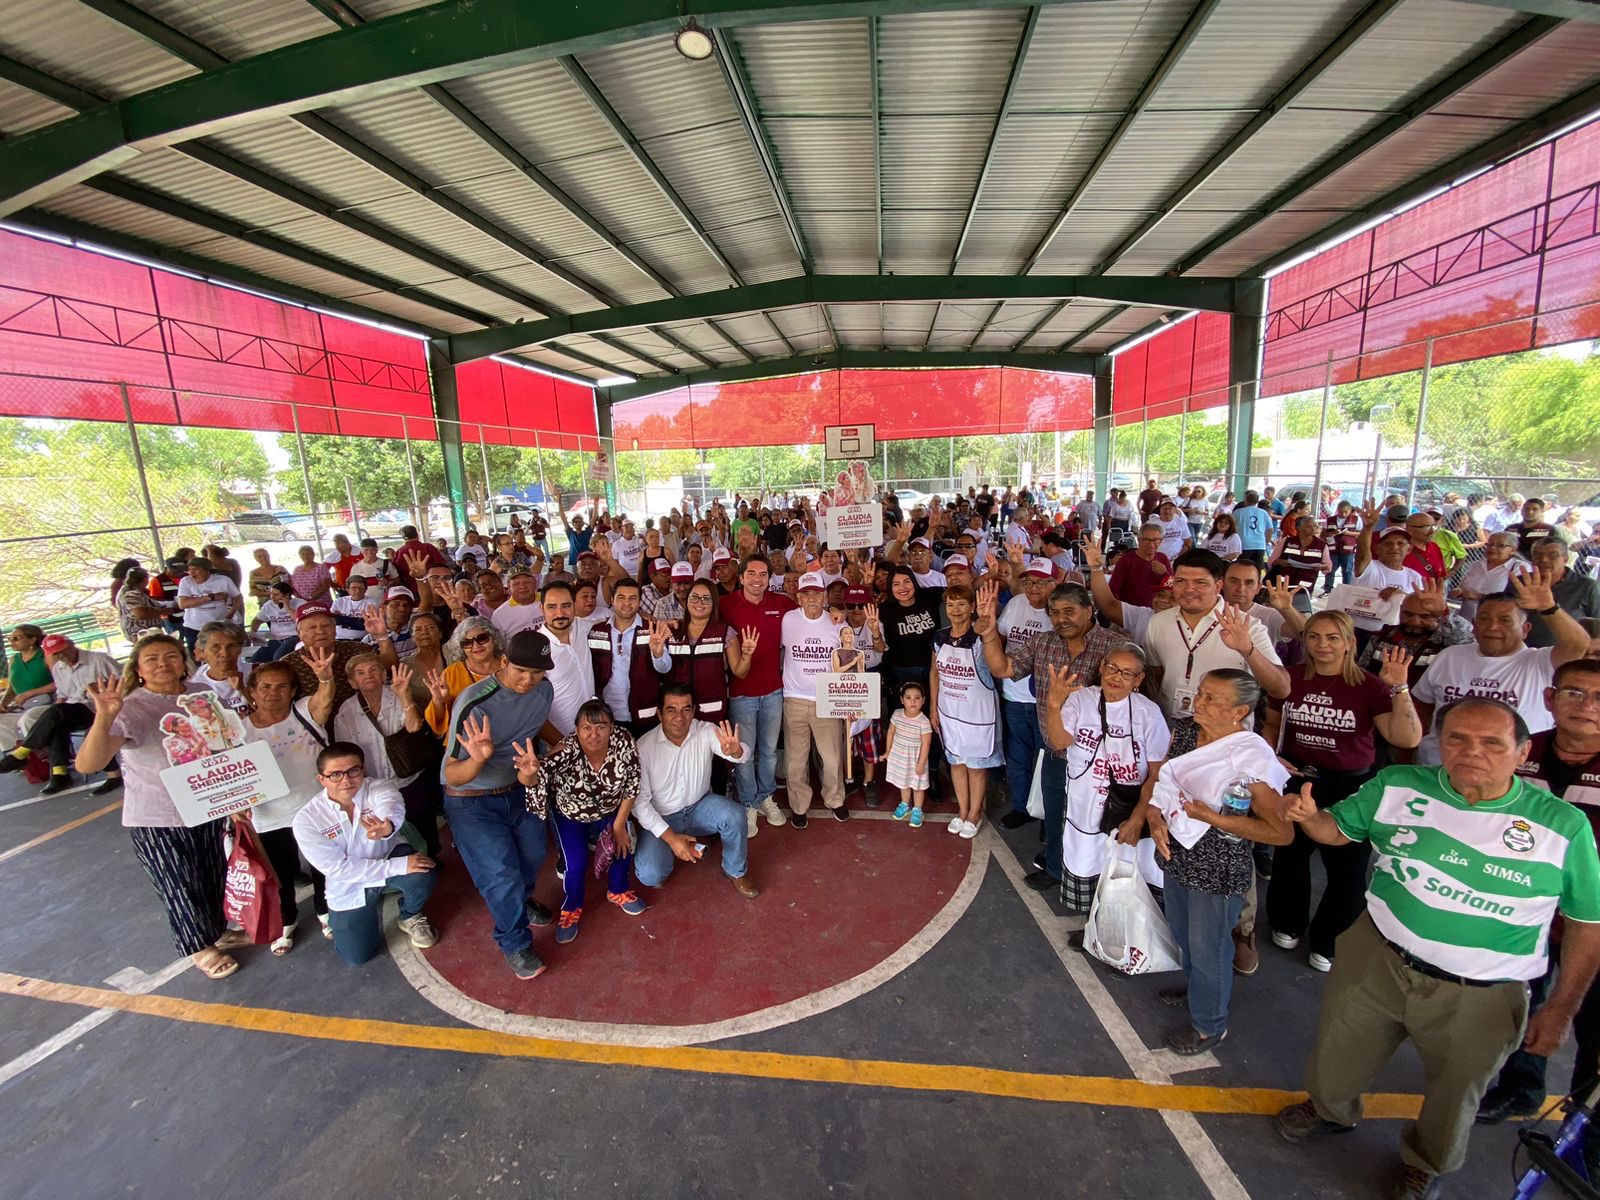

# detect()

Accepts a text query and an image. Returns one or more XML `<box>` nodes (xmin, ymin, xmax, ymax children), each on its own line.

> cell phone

<box><xmin>693</xmin><ymin>842</ymin><xmax>707</xmax><ymax>855</ymax></box>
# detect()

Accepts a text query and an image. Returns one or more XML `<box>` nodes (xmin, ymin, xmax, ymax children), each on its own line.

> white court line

<box><xmin>987</xmin><ymin>831</ymin><xmax>1250</xmax><ymax>1200</ymax></box>
<box><xmin>0</xmin><ymin>781</ymin><xmax>104</xmax><ymax>813</ymax></box>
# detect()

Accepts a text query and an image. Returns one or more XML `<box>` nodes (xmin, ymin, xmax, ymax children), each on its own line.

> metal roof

<box><xmin>0</xmin><ymin>0</ymin><xmax>1596</xmax><ymax>386</ymax></box>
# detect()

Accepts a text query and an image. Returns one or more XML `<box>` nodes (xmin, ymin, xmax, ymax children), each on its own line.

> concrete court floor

<box><xmin>0</xmin><ymin>769</ymin><xmax>1575</xmax><ymax>1200</ymax></box>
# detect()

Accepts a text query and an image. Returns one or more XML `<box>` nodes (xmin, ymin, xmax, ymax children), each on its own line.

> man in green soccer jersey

<box><xmin>1272</xmin><ymin>696</ymin><xmax>1600</xmax><ymax>1200</ymax></box>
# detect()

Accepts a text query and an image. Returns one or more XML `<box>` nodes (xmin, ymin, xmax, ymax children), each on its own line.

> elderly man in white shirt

<box><xmin>0</xmin><ymin>633</ymin><xmax>123</xmax><ymax>795</ymax></box>
<box><xmin>290</xmin><ymin>741</ymin><xmax>438</xmax><ymax>965</ymax></box>
<box><xmin>629</xmin><ymin>684</ymin><xmax>759</xmax><ymax>898</ymax></box>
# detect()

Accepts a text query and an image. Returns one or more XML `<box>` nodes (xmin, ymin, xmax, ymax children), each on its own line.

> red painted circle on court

<box><xmin>419</xmin><ymin>801</ymin><xmax>976</xmax><ymax>1028</ymax></box>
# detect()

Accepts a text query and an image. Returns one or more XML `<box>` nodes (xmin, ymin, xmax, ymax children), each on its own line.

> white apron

<box><xmin>934</xmin><ymin>636</ymin><xmax>998</xmax><ymax>764</ymax></box>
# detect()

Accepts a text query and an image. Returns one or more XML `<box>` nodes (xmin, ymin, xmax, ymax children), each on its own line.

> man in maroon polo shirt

<box><xmin>721</xmin><ymin>554</ymin><xmax>797</xmax><ymax>838</ymax></box>
<box><xmin>1108</xmin><ymin>522</ymin><xmax>1171</xmax><ymax>607</ymax></box>
<box><xmin>395</xmin><ymin>523</ymin><xmax>450</xmax><ymax>592</ymax></box>
<box><xmin>1400</xmin><ymin>510</ymin><xmax>1448</xmax><ymax>584</ymax></box>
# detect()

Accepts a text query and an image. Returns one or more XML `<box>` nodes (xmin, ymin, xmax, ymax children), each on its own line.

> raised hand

<box><xmin>1264</xmin><ymin>576</ymin><xmax>1296</xmax><ymax>612</ymax></box>
<box><xmin>1360</xmin><ymin>497</ymin><xmax>1382</xmax><ymax>526</ymax></box>
<box><xmin>1007</xmin><ymin>541</ymin><xmax>1025</xmax><ymax>566</ymax></box>
<box><xmin>1282</xmin><ymin>782</ymin><xmax>1317</xmax><ymax>823</ymax></box>
<box><xmin>359</xmin><ymin>811</ymin><xmax>394</xmax><ymax>840</ymax></box>
<box><xmin>1510</xmin><ymin>568</ymin><xmax>1557</xmax><ymax>613</ymax></box>
<box><xmin>389</xmin><ymin>662</ymin><xmax>413</xmax><ymax>696</ymax></box>
<box><xmin>1217</xmin><ymin>604</ymin><xmax>1255</xmax><ymax>655</ymax></box>
<box><xmin>306</xmin><ymin>645</ymin><xmax>336</xmax><ymax>686</ymax></box>
<box><xmin>511</xmin><ymin>737</ymin><xmax>541</xmax><ymax>785</ymax></box>
<box><xmin>649</xmin><ymin>619</ymin><xmax>673</xmax><ymax>658</ymax></box>
<box><xmin>737</xmin><ymin>625</ymin><xmax>759</xmax><ymax>659</ymax></box>
<box><xmin>457</xmin><ymin>711</ymin><xmax>494</xmax><ymax>764</ymax></box>
<box><xmin>1044</xmin><ymin>664</ymin><xmax>1081</xmax><ymax>708</ymax></box>
<box><xmin>1377</xmin><ymin>644</ymin><xmax>1413</xmax><ymax>688</ymax></box>
<box><xmin>87</xmin><ymin>675</ymin><xmax>124</xmax><ymax>721</ymax></box>
<box><xmin>1079</xmin><ymin>540</ymin><xmax>1104</xmax><ymax>572</ymax></box>
<box><xmin>362</xmin><ymin>605</ymin><xmax>387</xmax><ymax>639</ymax></box>
<box><xmin>402</xmin><ymin>551</ymin><xmax>430</xmax><ymax>580</ymax></box>
<box><xmin>864</xmin><ymin>602</ymin><xmax>881</xmax><ymax>634</ymax></box>
<box><xmin>715</xmin><ymin>720</ymin><xmax>744</xmax><ymax>758</ymax></box>
<box><xmin>985</xmin><ymin>548</ymin><xmax>1003</xmax><ymax>576</ymax></box>
<box><xmin>976</xmin><ymin>578</ymin><xmax>1001</xmax><ymax>621</ymax></box>
<box><xmin>424</xmin><ymin>668</ymin><xmax>451</xmax><ymax>709</ymax></box>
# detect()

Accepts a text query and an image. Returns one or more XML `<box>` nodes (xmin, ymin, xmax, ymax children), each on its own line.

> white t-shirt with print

<box><xmin>781</xmin><ymin>610</ymin><xmax>842</xmax><ymax>701</ymax></box>
<box><xmin>997</xmin><ymin>595</ymin><xmax>1052</xmax><ymax>704</ymax></box>
<box><xmin>1412</xmin><ymin>644</ymin><xmax>1557</xmax><ymax>764</ymax></box>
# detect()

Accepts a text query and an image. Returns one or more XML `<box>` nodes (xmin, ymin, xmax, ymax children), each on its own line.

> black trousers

<box><xmin>1265</xmin><ymin>770</ymin><xmax>1373</xmax><ymax>959</ymax></box>
<box><xmin>1488</xmin><ymin>937</ymin><xmax>1600</xmax><ymax>1105</ymax></box>
<box><xmin>21</xmin><ymin>702</ymin><xmax>94</xmax><ymax>768</ymax></box>
<box><xmin>258</xmin><ymin>826</ymin><xmax>328</xmax><ymax>927</ymax></box>
<box><xmin>129</xmin><ymin>822</ymin><xmax>227</xmax><ymax>955</ymax></box>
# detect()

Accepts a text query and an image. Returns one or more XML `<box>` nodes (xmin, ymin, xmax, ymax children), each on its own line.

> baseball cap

<box><xmin>296</xmin><ymin>602</ymin><xmax>333</xmax><ymax>620</ymax></box>
<box><xmin>576</xmin><ymin>551</ymin><xmax>598</xmax><ymax>562</ymax></box>
<box><xmin>711</xmin><ymin>547</ymin><xmax>732</xmax><ymax>564</ymax></box>
<box><xmin>506</xmin><ymin>630</ymin><xmax>555</xmax><ymax>672</ymax></box>
<box><xmin>943</xmin><ymin>553</ymin><xmax>970</xmax><ymax>570</ymax></box>
<box><xmin>670</xmin><ymin>562</ymin><xmax>695</xmax><ymax>580</ymax></box>
<box><xmin>650</xmin><ymin>557</ymin><xmax>670</xmax><ymax>573</ymax></box>
<box><xmin>1024</xmin><ymin>561</ymin><xmax>1054</xmax><ymax>579</ymax></box>
<box><xmin>843</xmin><ymin>586</ymin><xmax>872</xmax><ymax>605</ymax></box>
<box><xmin>506</xmin><ymin>566</ymin><xmax>534</xmax><ymax>580</ymax></box>
<box><xmin>910</xmin><ymin>537</ymin><xmax>932</xmax><ymax>549</ymax></box>
<box><xmin>798</xmin><ymin>571</ymin><xmax>826</xmax><ymax>592</ymax></box>
<box><xmin>1378</xmin><ymin>527</ymin><xmax>1411</xmax><ymax>542</ymax></box>
<box><xmin>40</xmin><ymin>634</ymin><xmax>72</xmax><ymax>653</ymax></box>
<box><xmin>385</xmin><ymin>586</ymin><xmax>417</xmax><ymax>602</ymax></box>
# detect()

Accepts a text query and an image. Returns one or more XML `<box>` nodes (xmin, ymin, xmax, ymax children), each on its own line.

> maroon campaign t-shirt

<box><xmin>720</xmin><ymin>589</ymin><xmax>796</xmax><ymax>698</ymax></box>
<box><xmin>1278</xmin><ymin>669</ymin><xmax>1393</xmax><ymax>774</ymax></box>
<box><xmin>1108</xmin><ymin>552</ymin><xmax>1170</xmax><ymax>608</ymax></box>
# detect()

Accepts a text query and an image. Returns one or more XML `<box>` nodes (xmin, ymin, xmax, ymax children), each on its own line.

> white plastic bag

<box><xmin>1025</xmin><ymin>750</ymin><xmax>1046</xmax><ymax>819</ymax></box>
<box><xmin>1083</xmin><ymin>841</ymin><xmax>1183</xmax><ymax>976</ymax></box>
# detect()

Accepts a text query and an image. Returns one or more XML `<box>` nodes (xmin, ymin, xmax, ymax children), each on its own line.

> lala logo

<box><xmin>1440</xmin><ymin>848</ymin><xmax>1471</xmax><ymax>868</ymax></box>
<box><xmin>1503</xmin><ymin>819</ymin><xmax>1536</xmax><ymax>853</ymax></box>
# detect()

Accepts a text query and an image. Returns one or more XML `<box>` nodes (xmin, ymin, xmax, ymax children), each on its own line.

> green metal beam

<box><xmin>604</xmin><ymin>346</ymin><xmax>1097</xmax><ymax>404</ymax></box>
<box><xmin>867</xmin><ymin>17</ymin><xmax>884</xmax><ymax>277</ymax></box>
<box><xmin>0</xmin><ymin>54</ymin><xmax>101</xmax><ymax>111</ymax></box>
<box><xmin>1252</xmin><ymin>77</ymin><xmax>1600</xmax><ymax>276</ymax></box>
<box><xmin>0</xmin><ymin>0</ymin><xmax>1125</xmax><ymax>219</ymax></box>
<box><xmin>1019</xmin><ymin>0</ymin><xmax>1220</xmax><ymax>276</ymax></box>
<box><xmin>1457</xmin><ymin>0</ymin><xmax>1600</xmax><ymax>19</ymax></box>
<box><xmin>1093</xmin><ymin>0</ymin><xmax>1401</xmax><ymax>274</ymax></box>
<box><xmin>449</xmin><ymin>273</ymin><xmax>1239</xmax><ymax>361</ymax></box>
<box><xmin>1171</xmin><ymin>15</ymin><xmax>1562</xmax><ymax>276</ymax></box>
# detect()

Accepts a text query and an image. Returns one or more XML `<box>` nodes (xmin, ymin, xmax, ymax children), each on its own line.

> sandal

<box><xmin>270</xmin><ymin>923</ymin><xmax>297</xmax><ymax>956</ymax></box>
<box><xmin>213</xmin><ymin>929</ymin><xmax>252</xmax><ymax>950</ymax></box>
<box><xmin>190</xmin><ymin>948</ymin><xmax>238</xmax><ymax>980</ymax></box>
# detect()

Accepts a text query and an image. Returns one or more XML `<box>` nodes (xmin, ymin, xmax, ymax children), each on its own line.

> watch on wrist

<box><xmin>1539</xmin><ymin>604</ymin><xmax>1560</xmax><ymax>616</ymax></box>
<box><xmin>1390</xmin><ymin>684</ymin><xmax>1410</xmax><ymax>697</ymax></box>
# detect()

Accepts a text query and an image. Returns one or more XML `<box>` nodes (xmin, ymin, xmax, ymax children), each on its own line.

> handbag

<box><xmin>222</xmin><ymin>819</ymin><xmax>283</xmax><ymax>945</ymax></box>
<box><xmin>359</xmin><ymin>692</ymin><xmax>441</xmax><ymax>778</ymax></box>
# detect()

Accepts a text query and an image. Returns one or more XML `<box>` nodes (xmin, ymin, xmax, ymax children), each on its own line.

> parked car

<box><xmin>1384</xmin><ymin>475</ymin><xmax>1496</xmax><ymax>509</ymax></box>
<box><xmin>892</xmin><ymin>488</ymin><xmax>932</xmax><ymax>510</ymax></box>
<box><xmin>350</xmin><ymin>508</ymin><xmax>412</xmax><ymax>540</ymax></box>
<box><xmin>229</xmin><ymin>509</ymin><xmax>319</xmax><ymax>543</ymax></box>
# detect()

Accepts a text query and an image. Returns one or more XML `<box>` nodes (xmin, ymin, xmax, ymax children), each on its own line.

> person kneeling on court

<box><xmin>631</xmin><ymin>684</ymin><xmax>760</xmax><ymax>898</ymax></box>
<box><xmin>291</xmin><ymin>742</ymin><xmax>439</xmax><ymax>966</ymax></box>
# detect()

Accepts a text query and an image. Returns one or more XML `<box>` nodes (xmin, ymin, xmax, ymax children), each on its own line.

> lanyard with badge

<box><xmin>1170</xmin><ymin>612</ymin><xmax>1219</xmax><ymax>716</ymax></box>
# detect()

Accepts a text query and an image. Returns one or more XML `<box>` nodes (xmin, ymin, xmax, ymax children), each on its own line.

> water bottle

<box><xmin>1219</xmin><ymin>776</ymin><xmax>1253</xmax><ymax>843</ymax></box>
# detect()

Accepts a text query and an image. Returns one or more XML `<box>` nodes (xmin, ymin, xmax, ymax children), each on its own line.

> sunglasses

<box><xmin>461</xmin><ymin>633</ymin><xmax>494</xmax><ymax>648</ymax></box>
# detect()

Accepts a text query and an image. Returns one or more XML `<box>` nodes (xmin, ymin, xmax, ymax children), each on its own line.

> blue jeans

<box><xmin>1165</xmin><ymin>879</ymin><xmax>1246</xmax><ymax>1037</ymax></box>
<box><xmin>443</xmin><ymin>788</ymin><xmax>547</xmax><ymax>957</ymax></box>
<box><xmin>327</xmin><ymin>853</ymin><xmax>436</xmax><ymax>966</ymax></box>
<box><xmin>1324</xmin><ymin>551</ymin><xmax>1355</xmax><ymax>592</ymax></box>
<box><xmin>1041</xmin><ymin>752</ymin><xmax>1067</xmax><ymax>879</ymax></box>
<box><xmin>634</xmin><ymin>793</ymin><xmax>748</xmax><ymax>886</ymax></box>
<box><xmin>552</xmin><ymin>810</ymin><xmax>631</xmax><ymax>913</ymax></box>
<box><xmin>1002</xmin><ymin>699</ymin><xmax>1041</xmax><ymax>816</ymax></box>
<box><xmin>728</xmin><ymin>690</ymin><xmax>783</xmax><ymax>808</ymax></box>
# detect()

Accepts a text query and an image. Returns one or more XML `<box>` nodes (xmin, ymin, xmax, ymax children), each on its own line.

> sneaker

<box><xmin>999</xmin><ymin>811</ymin><xmax>1037</xmax><ymax>830</ymax></box>
<box><xmin>1271</xmin><ymin>931</ymin><xmax>1300</xmax><ymax>950</ymax></box>
<box><xmin>607</xmin><ymin>890</ymin><xmax>647</xmax><ymax>916</ymax></box>
<box><xmin>1158</xmin><ymin>986</ymin><xmax>1189</xmax><ymax>1008</ymax></box>
<box><xmin>91</xmin><ymin>776</ymin><xmax>123</xmax><ymax>796</ymax></box>
<box><xmin>526</xmin><ymin>898</ymin><xmax>554</xmax><ymax>927</ymax></box>
<box><xmin>759</xmin><ymin>797</ymin><xmax>788</xmax><ymax>827</ymax></box>
<box><xmin>1023</xmin><ymin>869</ymin><xmax>1059</xmax><ymax>891</ymax></box>
<box><xmin>747</xmin><ymin>806</ymin><xmax>759</xmax><ymax>838</ymax></box>
<box><xmin>507</xmin><ymin>946</ymin><xmax>547</xmax><ymax>979</ymax></box>
<box><xmin>555</xmin><ymin>909</ymin><xmax>582</xmax><ymax>944</ymax></box>
<box><xmin>864</xmin><ymin>788</ymin><xmax>882</xmax><ymax>809</ymax></box>
<box><xmin>397</xmin><ymin>913</ymin><xmax>437</xmax><ymax>949</ymax></box>
<box><xmin>908</xmin><ymin>808</ymin><xmax>924</xmax><ymax>829</ymax></box>
<box><xmin>892</xmin><ymin>801</ymin><xmax>910</xmax><ymax>821</ymax></box>
<box><xmin>790</xmin><ymin>811</ymin><xmax>808</xmax><ymax>830</ymax></box>
<box><xmin>959</xmin><ymin>819</ymin><xmax>978</xmax><ymax>840</ymax></box>
<box><xmin>1166</xmin><ymin>1026</ymin><xmax>1225</xmax><ymax>1056</ymax></box>
<box><xmin>1032</xmin><ymin>849</ymin><xmax>1047</xmax><ymax>871</ymax></box>
<box><xmin>1308</xmin><ymin>952</ymin><xmax>1333</xmax><ymax>973</ymax></box>
<box><xmin>832</xmin><ymin>805</ymin><xmax>851</xmax><ymax>822</ymax></box>
<box><xmin>1273</xmin><ymin>1100</ymin><xmax>1356</xmax><ymax>1143</ymax></box>
<box><xmin>40</xmin><ymin>774</ymin><xmax>72</xmax><ymax>795</ymax></box>
<box><xmin>947</xmin><ymin>816</ymin><xmax>964</xmax><ymax>836</ymax></box>
<box><xmin>1390</xmin><ymin>1166</ymin><xmax>1441</xmax><ymax>1200</ymax></box>
<box><xmin>1232</xmin><ymin>929</ymin><xmax>1259</xmax><ymax>976</ymax></box>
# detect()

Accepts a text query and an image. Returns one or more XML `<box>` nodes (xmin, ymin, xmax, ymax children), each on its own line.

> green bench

<box><xmin>5</xmin><ymin>610</ymin><xmax>113</xmax><ymax>652</ymax></box>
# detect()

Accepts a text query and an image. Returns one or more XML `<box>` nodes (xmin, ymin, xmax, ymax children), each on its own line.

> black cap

<box><xmin>506</xmin><ymin>630</ymin><xmax>554</xmax><ymax>672</ymax></box>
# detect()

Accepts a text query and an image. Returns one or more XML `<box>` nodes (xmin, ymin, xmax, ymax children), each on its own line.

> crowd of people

<box><xmin>5</xmin><ymin>479</ymin><xmax>1600</xmax><ymax>1200</ymax></box>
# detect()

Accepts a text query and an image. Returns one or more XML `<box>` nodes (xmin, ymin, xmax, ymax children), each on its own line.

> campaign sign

<box><xmin>1327</xmin><ymin>583</ymin><xmax>1402</xmax><ymax>627</ymax></box>
<box><xmin>822</xmin><ymin>502</ymin><xmax>883</xmax><ymax>551</ymax></box>
<box><xmin>816</xmin><ymin>672</ymin><xmax>880</xmax><ymax>720</ymax></box>
<box><xmin>161</xmin><ymin>742</ymin><xmax>290</xmax><ymax>827</ymax></box>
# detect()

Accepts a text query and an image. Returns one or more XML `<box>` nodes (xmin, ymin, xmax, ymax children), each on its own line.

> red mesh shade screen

<box><xmin>1111</xmin><ymin>312</ymin><xmax>1231</xmax><ymax>426</ymax></box>
<box><xmin>454</xmin><ymin>359</ymin><xmax>598</xmax><ymax>450</ymax></box>
<box><xmin>1262</xmin><ymin>118</ymin><xmax>1600</xmax><ymax>395</ymax></box>
<box><xmin>612</xmin><ymin>367</ymin><xmax>1092</xmax><ymax>451</ymax></box>
<box><xmin>0</xmin><ymin>228</ymin><xmax>431</xmax><ymax>437</ymax></box>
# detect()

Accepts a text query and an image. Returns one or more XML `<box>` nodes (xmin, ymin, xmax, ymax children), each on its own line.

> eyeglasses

<box><xmin>687</xmin><ymin>594</ymin><xmax>714</xmax><ymax>605</ymax></box>
<box><xmin>1553</xmin><ymin>687</ymin><xmax>1600</xmax><ymax>707</ymax></box>
<box><xmin>319</xmin><ymin>765</ymin><xmax>365</xmax><ymax>782</ymax></box>
<box><xmin>461</xmin><ymin>633</ymin><xmax>494</xmax><ymax>648</ymax></box>
<box><xmin>1101</xmin><ymin>663</ymin><xmax>1143</xmax><ymax>680</ymax></box>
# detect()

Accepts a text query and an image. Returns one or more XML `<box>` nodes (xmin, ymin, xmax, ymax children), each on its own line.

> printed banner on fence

<box><xmin>822</xmin><ymin>502</ymin><xmax>883</xmax><ymax>551</ymax></box>
<box><xmin>816</xmin><ymin>672</ymin><xmax>881</xmax><ymax>720</ymax></box>
<box><xmin>161</xmin><ymin>742</ymin><xmax>290</xmax><ymax>827</ymax></box>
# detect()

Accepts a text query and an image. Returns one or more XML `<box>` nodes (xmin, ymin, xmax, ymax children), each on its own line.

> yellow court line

<box><xmin>0</xmin><ymin>801</ymin><xmax>120</xmax><ymax>865</ymax></box>
<box><xmin>0</xmin><ymin>971</ymin><xmax>1429</xmax><ymax>1120</ymax></box>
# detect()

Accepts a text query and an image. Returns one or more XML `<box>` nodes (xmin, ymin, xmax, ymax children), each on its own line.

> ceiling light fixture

<box><xmin>674</xmin><ymin>18</ymin><xmax>714</xmax><ymax>61</ymax></box>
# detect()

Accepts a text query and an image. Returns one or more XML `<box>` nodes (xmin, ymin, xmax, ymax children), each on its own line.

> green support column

<box><xmin>1092</xmin><ymin>355</ymin><xmax>1112</xmax><ymax>500</ymax></box>
<box><xmin>595</xmin><ymin>391</ymin><xmax>618</xmax><ymax>514</ymax></box>
<box><xmin>428</xmin><ymin>339</ymin><xmax>470</xmax><ymax>539</ymax></box>
<box><xmin>1227</xmin><ymin>278</ymin><xmax>1267</xmax><ymax>498</ymax></box>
